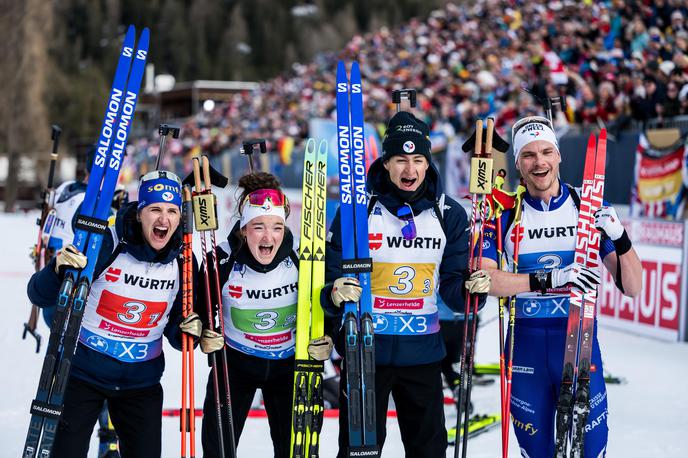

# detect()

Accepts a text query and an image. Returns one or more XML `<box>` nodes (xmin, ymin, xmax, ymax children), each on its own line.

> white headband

<box><xmin>239</xmin><ymin>198</ymin><xmax>286</xmax><ymax>228</ymax></box>
<box><xmin>512</xmin><ymin>116</ymin><xmax>559</xmax><ymax>163</ymax></box>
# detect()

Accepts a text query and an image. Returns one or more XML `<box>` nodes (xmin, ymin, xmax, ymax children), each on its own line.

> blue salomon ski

<box><xmin>335</xmin><ymin>60</ymin><xmax>379</xmax><ymax>457</ymax></box>
<box><xmin>23</xmin><ymin>26</ymin><xmax>149</xmax><ymax>458</ymax></box>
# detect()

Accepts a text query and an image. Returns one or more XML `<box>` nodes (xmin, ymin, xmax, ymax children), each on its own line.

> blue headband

<box><xmin>137</xmin><ymin>171</ymin><xmax>182</xmax><ymax>210</ymax></box>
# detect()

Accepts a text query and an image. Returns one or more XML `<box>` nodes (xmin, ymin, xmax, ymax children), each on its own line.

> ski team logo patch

<box><xmin>228</xmin><ymin>285</ymin><xmax>242</xmax><ymax>299</ymax></box>
<box><xmin>162</xmin><ymin>191</ymin><xmax>175</xmax><ymax>202</ymax></box>
<box><xmin>369</xmin><ymin>233</ymin><xmax>383</xmax><ymax>250</ymax></box>
<box><xmin>105</xmin><ymin>267</ymin><xmax>121</xmax><ymax>282</ymax></box>
<box><xmin>403</xmin><ymin>141</ymin><xmax>416</xmax><ymax>153</ymax></box>
<box><xmin>373</xmin><ymin>207</ymin><xmax>382</xmax><ymax>216</ymax></box>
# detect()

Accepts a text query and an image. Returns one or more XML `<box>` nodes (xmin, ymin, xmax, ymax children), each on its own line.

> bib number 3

<box><xmin>389</xmin><ymin>266</ymin><xmax>415</xmax><ymax>295</ymax></box>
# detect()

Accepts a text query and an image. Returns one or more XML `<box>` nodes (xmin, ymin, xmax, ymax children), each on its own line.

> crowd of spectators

<box><xmin>132</xmin><ymin>0</ymin><xmax>688</xmax><ymax>171</ymax></box>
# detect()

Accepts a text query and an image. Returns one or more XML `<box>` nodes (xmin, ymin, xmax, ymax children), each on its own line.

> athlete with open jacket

<box><xmin>321</xmin><ymin>111</ymin><xmax>490</xmax><ymax>457</ymax></box>
<box><xmin>27</xmin><ymin>170</ymin><xmax>201</xmax><ymax>458</ymax></box>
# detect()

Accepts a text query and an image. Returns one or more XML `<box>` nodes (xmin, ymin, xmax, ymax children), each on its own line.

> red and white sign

<box><xmin>96</xmin><ymin>290</ymin><xmax>167</xmax><ymax>330</ymax></box>
<box><xmin>244</xmin><ymin>331</ymin><xmax>291</xmax><ymax>346</ymax></box>
<box><xmin>597</xmin><ymin>219</ymin><xmax>686</xmax><ymax>342</ymax></box>
<box><xmin>374</xmin><ymin>297</ymin><xmax>423</xmax><ymax>310</ymax></box>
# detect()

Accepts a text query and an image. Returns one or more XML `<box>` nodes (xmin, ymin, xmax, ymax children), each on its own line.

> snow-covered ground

<box><xmin>1</xmin><ymin>211</ymin><xmax>687</xmax><ymax>457</ymax></box>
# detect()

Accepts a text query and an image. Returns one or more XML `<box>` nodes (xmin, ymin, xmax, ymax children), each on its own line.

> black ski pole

<box><xmin>155</xmin><ymin>123</ymin><xmax>180</xmax><ymax>170</ymax></box>
<box><xmin>522</xmin><ymin>87</ymin><xmax>566</xmax><ymax>124</ymax></box>
<box><xmin>391</xmin><ymin>88</ymin><xmax>417</xmax><ymax>112</ymax></box>
<box><xmin>240</xmin><ymin>138</ymin><xmax>267</xmax><ymax>174</ymax></box>
<box><xmin>24</xmin><ymin>124</ymin><xmax>62</xmax><ymax>353</ymax></box>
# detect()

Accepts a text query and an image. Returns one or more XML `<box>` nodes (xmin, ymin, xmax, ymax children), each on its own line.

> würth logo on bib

<box><xmin>123</xmin><ymin>274</ymin><xmax>175</xmax><ymax>290</ymax></box>
<box><xmin>369</xmin><ymin>233</ymin><xmax>383</xmax><ymax>251</ymax></box>
<box><xmin>228</xmin><ymin>285</ymin><xmax>242</xmax><ymax>299</ymax></box>
<box><xmin>105</xmin><ymin>268</ymin><xmax>121</xmax><ymax>282</ymax></box>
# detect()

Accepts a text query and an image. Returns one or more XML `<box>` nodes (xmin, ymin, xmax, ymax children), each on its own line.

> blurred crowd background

<box><xmin>131</xmin><ymin>0</ymin><xmax>688</xmax><ymax>170</ymax></box>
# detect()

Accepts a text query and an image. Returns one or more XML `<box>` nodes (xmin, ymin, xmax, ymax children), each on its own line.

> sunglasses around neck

<box><xmin>396</xmin><ymin>204</ymin><xmax>417</xmax><ymax>240</ymax></box>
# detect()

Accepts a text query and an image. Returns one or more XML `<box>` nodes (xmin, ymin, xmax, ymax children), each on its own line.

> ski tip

<box><xmin>351</xmin><ymin>60</ymin><xmax>361</xmax><ymax>77</ymax></box>
<box><xmin>587</xmin><ymin>132</ymin><xmax>596</xmax><ymax>148</ymax></box>
<box><xmin>317</xmin><ymin>139</ymin><xmax>328</xmax><ymax>155</ymax></box>
<box><xmin>599</xmin><ymin>128</ymin><xmax>607</xmax><ymax>141</ymax></box>
<box><xmin>138</xmin><ymin>27</ymin><xmax>151</xmax><ymax>45</ymax></box>
<box><xmin>305</xmin><ymin>137</ymin><xmax>316</xmax><ymax>155</ymax></box>
<box><xmin>337</xmin><ymin>60</ymin><xmax>346</xmax><ymax>74</ymax></box>
<box><xmin>125</xmin><ymin>25</ymin><xmax>136</xmax><ymax>39</ymax></box>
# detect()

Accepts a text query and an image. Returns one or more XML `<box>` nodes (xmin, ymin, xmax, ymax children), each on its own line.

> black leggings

<box><xmin>201</xmin><ymin>348</ymin><xmax>294</xmax><ymax>458</ymax></box>
<box><xmin>337</xmin><ymin>361</ymin><xmax>447</xmax><ymax>458</ymax></box>
<box><xmin>51</xmin><ymin>377</ymin><xmax>163</xmax><ymax>458</ymax></box>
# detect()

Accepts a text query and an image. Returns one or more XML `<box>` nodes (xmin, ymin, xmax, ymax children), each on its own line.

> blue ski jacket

<box><xmin>27</xmin><ymin>202</ymin><xmax>189</xmax><ymax>390</ymax></box>
<box><xmin>321</xmin><ymin>158</ymin><xmax>471</xmax><ymax>366</ymax></box>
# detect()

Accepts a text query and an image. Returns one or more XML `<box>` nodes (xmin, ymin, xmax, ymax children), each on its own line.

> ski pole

<box><xmin>522</xmin><ymin>87</ymin><xmax>566</xmax><ymax>125</ymax></box>
<box><xmin>460</xmin><ymin>117</ymin><xmax>496</xmax><ymax>458</ymax></box>
<box><xmin>240</xmin><ymin>138</ymin><xmax>267</xmax><ymax>174</ymax></box>
<box><xmin>192</xmin><ymin>156</ymin><xmax>236</xmax><ymax>458</ymax></box>
<box><xmin>25</xmin><ymin>124</ymin><xmax>62</xmax><ymax>352</ymax></box>
<box><xmin>391</xmin><ymin>88</ymin><xmax>417</xmax><ymax>112</ymax></box>
<box><xmin>192</xmin><ymin>157</ymin><xmax>229</xmax><ymax>458</ymax></box>
<box><xmin>493</xmin><ymin>170</ymin><xmax>508</xmax><ymax>457</ymax></box>
<box><xmin>156</xmin><ymin>123</ymin><xmax>180</xmax><ymax>170</ymax></box>
<box><xmin>181</xmin><ymin>185</ymin><xmax>196</xmax><ymax>458</ymax></box>
<box><xmin>503</xmin><ymin>180</ymin><xmax>526</xmax><ymax>456</ymax></box>
<box><xmin>454</xmin><ymin>118</ymin><xmax>484</xmax><ymax>458</ymax></box>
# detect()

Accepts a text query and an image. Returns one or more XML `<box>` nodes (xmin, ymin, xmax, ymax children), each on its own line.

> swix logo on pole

<box><xmin>476</xmin><ymin>160</ymin><xmax>488</xmax><ymax>190</ymax></box>
<box><xmin>198</xmin><ymin>198</ymin><xmax>210</xmax><ymax>226</ymax></box>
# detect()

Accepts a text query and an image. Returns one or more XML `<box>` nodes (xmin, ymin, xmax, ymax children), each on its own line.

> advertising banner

<box><xmin>598</xmin><ymin>218</ymin><xmax>687</xmax><ymax>342</ymax></box>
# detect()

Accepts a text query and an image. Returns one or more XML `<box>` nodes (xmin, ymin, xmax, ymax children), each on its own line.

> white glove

<box><xmin>307</xmin><ymin>335</ymin><xmax>334</xmax><ymax>361</ymax></box>
<box><xmin>550</xmin><ymin>262</ymin><xmax>600</xmax><ymax>292</ymax></box>
<box><xmin>465</xmin><ymin>270</ymin><xmax>491</xmax><ymax>294</ymax></box>
<box><xmin>331</xmin><ymin>277</ymin><xmax>362</xmax><ymax>308</ymax></box>
<box><xmin>594</xmin><ymin>206</ymin><xmax>624</xmax><ymax>241</ymax></box>
<box><xmin>200</xmin><ymin>329</ymin><xmax>225</xmax><ymax>353</ymax></box>
<box><xmin>179</xmin><ymin>312</ymin><xmax>202</xmax><ymax>338</ymax></box>
<box><xmin>54</xmin><ymin>244</ymin><xmax>87</xmax><ymax>274</ymax></box>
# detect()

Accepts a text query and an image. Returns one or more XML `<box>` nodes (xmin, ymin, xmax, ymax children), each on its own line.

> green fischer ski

<box><xmin>291</xmin><ymin>139</ymin><xmax>328</xmax><ymax>458</ymax></box>
<box><xmin>448</xmin><ymin>413</ymin><xmax>501</xmax><ymax>445</ymax></box>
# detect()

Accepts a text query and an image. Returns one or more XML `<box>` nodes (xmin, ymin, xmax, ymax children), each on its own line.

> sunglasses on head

<box><xmin>396</xmin><ymin>204</ymin><xmax>417</xmax><ymax>240</ymax></box>
<box><xmin>243</xmin><ymin>188</ymin><xmax>289</xmax><ymax>210</ymax></box>
<box><xmin>140</xmin><ymin>170</ymin><xmax>182</xmax><ymax>187</ymax></box>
